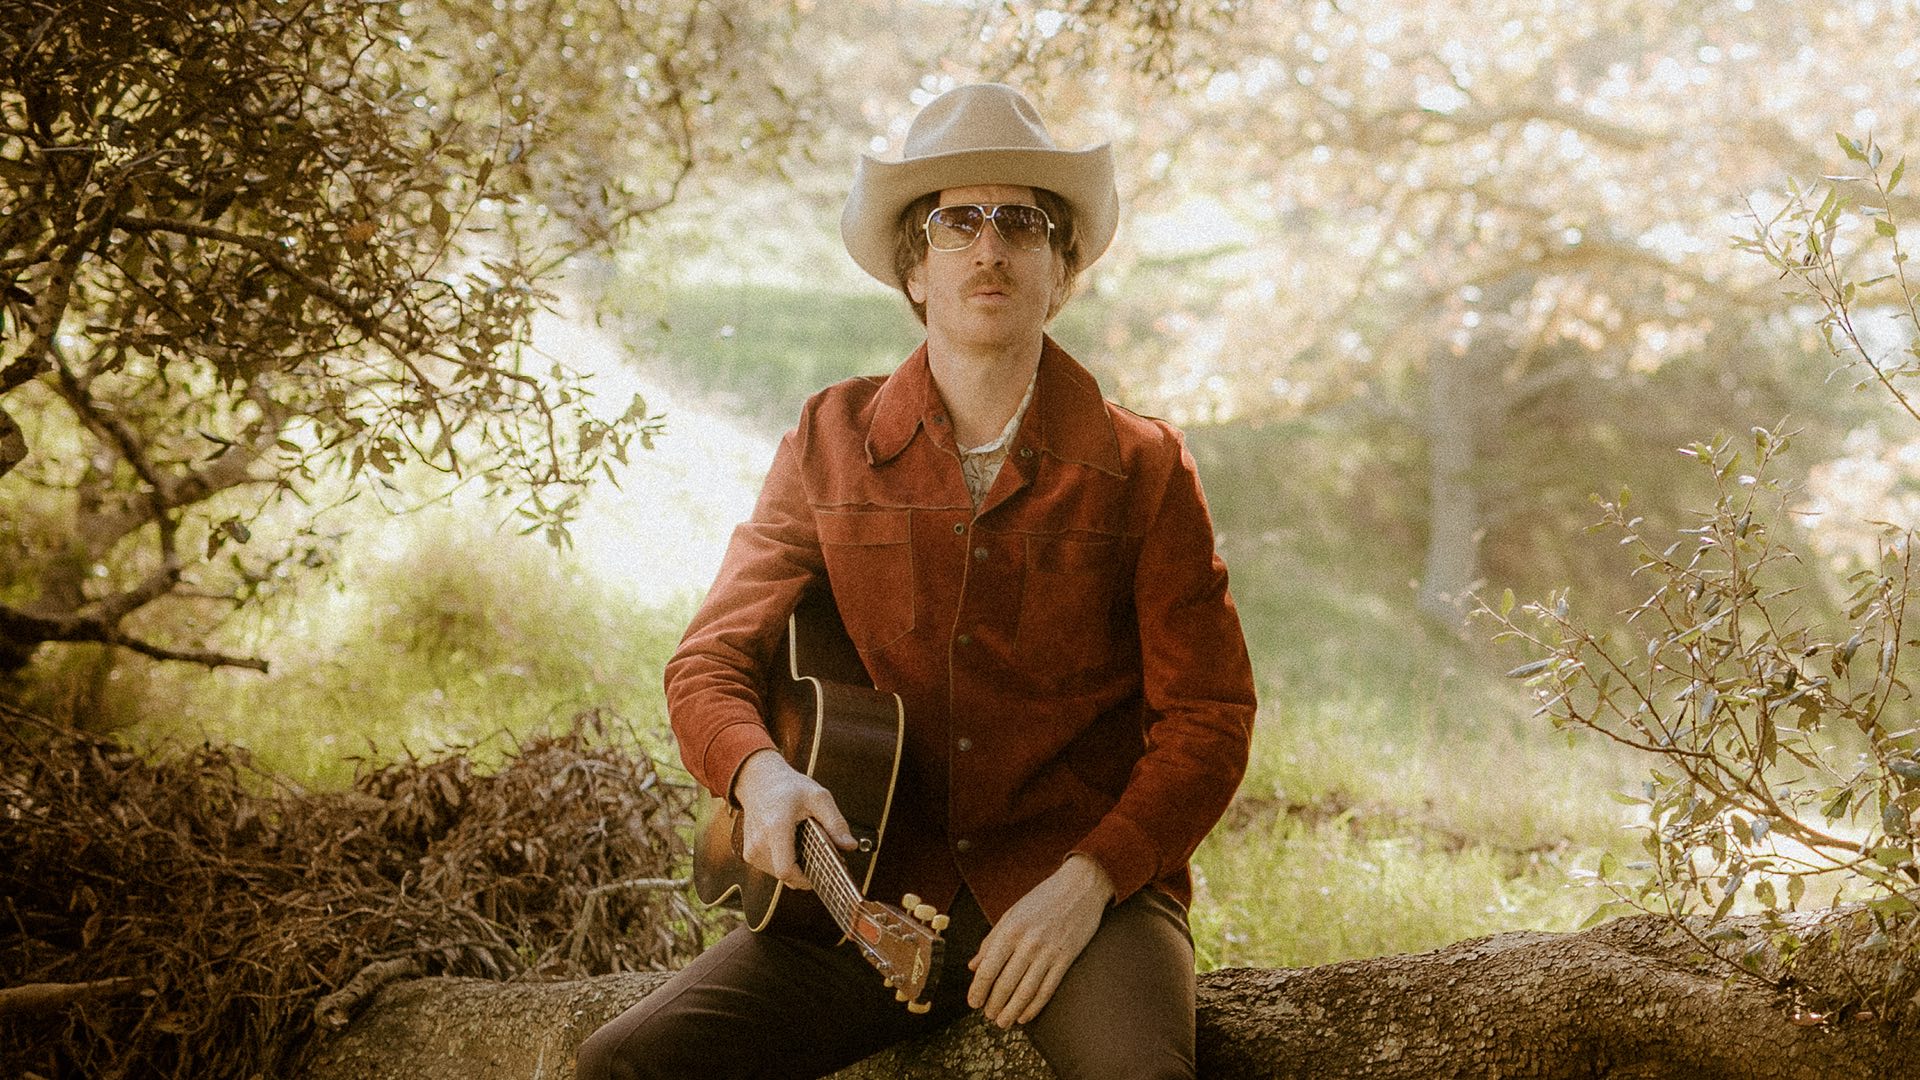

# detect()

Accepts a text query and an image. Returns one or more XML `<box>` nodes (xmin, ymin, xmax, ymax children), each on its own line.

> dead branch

<box><xmin>0</xmin><ymin>977</ymin><xmax>143</xmax><ymax>1016</ymax></box>
<box><xmin>315</xmin><ymin>959</ymin><xmax>422</xmax><ymax>1030</ymax></box>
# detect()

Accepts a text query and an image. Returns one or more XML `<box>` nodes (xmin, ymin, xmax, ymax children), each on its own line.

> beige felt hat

<box><xmin>841</xmin><ymin>83</ymin><xmax>1118</xmax><ymax>286</ymax></box>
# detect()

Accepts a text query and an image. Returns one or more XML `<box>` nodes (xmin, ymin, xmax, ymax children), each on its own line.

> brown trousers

<box><xmin>575</xmin><ymin>886</ymin><xmax>1196</xmax><ymax>1080</ymax></box>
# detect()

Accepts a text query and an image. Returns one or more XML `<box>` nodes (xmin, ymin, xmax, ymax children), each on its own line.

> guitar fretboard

<box><xmin>797</xmin><ymin>818</ymin><xmax>863</xmax><ymax>936</ymax></box>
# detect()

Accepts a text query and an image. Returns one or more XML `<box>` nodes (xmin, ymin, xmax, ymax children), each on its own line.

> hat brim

<box><xmin>840</xmin><ymin>144</ymin><xmax>1118</xmax><ymax>286</ymax></box>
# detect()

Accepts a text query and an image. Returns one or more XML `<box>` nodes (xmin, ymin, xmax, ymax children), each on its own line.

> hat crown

<box><xmin>901</xmin><ymin>83</ymin><xmax>1059</xmax><ymax>160</ymax></box>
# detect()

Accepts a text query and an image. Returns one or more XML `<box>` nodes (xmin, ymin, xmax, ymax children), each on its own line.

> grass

<box><xmin>110</xmin><ymin>508</ymin><xmax>693</xmax><ymax>789</ymax></box>
<box><xmin>1189</xmin><ymin>689</ymin><xmax>1639</xmax><ymax>970</ymax></box>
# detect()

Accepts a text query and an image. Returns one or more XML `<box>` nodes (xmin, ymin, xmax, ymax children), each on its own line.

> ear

<box><xmin>906</xmin><ymin>263</ymin><xmax>927</xmax><ymax>305</ymax></box>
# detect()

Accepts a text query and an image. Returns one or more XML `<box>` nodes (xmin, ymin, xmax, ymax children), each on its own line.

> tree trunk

<box><xmin>1416</xmin><ymin>341</ymin><xmax>1488</xmax><ymax>627</ymax></box>
<box><xmin>297</xmin><ymin>914</ymin><xmax>1916</xmax><ymax>1080</ymax></box>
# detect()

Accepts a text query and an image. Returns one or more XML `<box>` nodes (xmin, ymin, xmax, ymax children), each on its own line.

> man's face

<box><xmin>907</xmin><ymin>184</ymin><xmax>1064</xmax><ymax>351</ymax></box>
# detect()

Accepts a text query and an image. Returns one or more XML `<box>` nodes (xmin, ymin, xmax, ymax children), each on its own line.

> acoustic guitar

<box><xmin>691</xmin><ymin>588</ymin><xmax>949</xmax><ymax>1012</ymax></box>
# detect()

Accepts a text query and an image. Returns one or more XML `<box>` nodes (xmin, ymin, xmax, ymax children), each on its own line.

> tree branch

<box><xmin>112</xmin><ymin>214</ymin><xmax>386</xmax><ymax>343</ymax></box>
<box><xmin>0</xmin><ymin>600</ymin><xmax>269</xmax><ymax>673</ymax></box>
<box><xmin>0</xmin><ymin>977</ymin><xmax>143</xmax><ymax>1016</ymax></box>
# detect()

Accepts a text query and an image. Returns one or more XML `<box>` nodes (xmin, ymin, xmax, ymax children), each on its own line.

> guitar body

<box><xmin>692</xmin><ymin>587</ymin><xmax>906</xmax><ymax>943</ymax></box>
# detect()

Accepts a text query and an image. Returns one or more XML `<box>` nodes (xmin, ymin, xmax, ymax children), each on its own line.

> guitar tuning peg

<box><xmin>907</xmin><ymin>1000</ymin><xmax>932</xmax><ymax>1014</ymax></box>
<box><xmin>913</xmin><ymin>902</ymin><xmax>937</xmax><ymax>922</ymax></box>
<box><xmin>930</xmin><ymin>913</ymin><xmax>951</xmax><ymax>931</ymax></box>
<box><xmin>901</xmin><ymin>892</ymin><xmax>922</xmax><ymax>910</ymax></box>
<box><xmin>895</xmin><ymin>988</ymin><xmax>911</xmax><ymax>1003</ymax></box>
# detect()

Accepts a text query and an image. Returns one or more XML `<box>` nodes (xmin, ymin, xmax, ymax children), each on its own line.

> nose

<box><xmin>971</xmin><ymin>218</ymin><xmax>1011</xmax><ymax>265</ymax></box>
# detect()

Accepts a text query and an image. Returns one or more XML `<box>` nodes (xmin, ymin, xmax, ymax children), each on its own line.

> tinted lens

<box><xmin>990</xmin><ymin>204</ymin><xmax>1051</xmax><ymax>250</ymax></box>
<box><xmin>926</xmin><ymin>205</ymin><xmax>985</xmax><ymax>251</ymax></box>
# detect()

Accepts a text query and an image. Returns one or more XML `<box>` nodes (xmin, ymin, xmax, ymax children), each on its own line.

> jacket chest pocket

<box><xmin>816</xmin><ymin>509</ymin><xmax>916</xmax><ymax>653</ymax></box>
<box><xmin>1016</xmin><ymin>534</ymin><xmax>1123</xmax><ymax>678</ymax></box>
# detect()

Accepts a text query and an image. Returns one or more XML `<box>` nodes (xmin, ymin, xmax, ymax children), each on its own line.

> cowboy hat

<box><xmin>840</xmin><ymin>83</ymin><xmax>1118</xmax><ymax>286</ymax></box>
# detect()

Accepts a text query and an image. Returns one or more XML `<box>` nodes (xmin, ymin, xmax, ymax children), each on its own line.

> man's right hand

<box><xmin>732</xmin><ymin>748</ymin><xmax>857</xmax><ymax>891</ymax></box>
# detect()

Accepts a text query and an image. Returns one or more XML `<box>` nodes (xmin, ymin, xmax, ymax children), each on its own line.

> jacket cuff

<box><xmin>1071</xmin><ymin>811</ymin><xmax>1159</xmax><ymax>905</ymax></box>
<box><xmin>698</xmin><ymin>719</ymin><xmax>779</xmax><ymax>804</ymax></box>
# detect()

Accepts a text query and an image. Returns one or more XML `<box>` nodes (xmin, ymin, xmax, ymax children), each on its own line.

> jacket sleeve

<box><xmin>663</xmin><ymin>417</ymin><xmax>824</xmax><ymax>802</ymax></box>
<box><xmin>1071</xmin><ymin>426</ymin><xmax>1257</xmax><ymax>903</ymax></box>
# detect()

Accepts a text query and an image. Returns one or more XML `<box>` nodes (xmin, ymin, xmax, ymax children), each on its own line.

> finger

<box><xmin>995</xmin><ymin>956</ymin><xmax>1053</xmax><ymax>1029</ymax></box>
<box><xmin>751</xmin><ymin>821</ymin><xmax>804</xmax><ymax>889</ymax></box>
<box><xmin>982</xmin><ymin>941</ymin><xmax>1034</xmax><ymax>1021</ymax></box>
<box><xmin>775</xmin><ymin>825</ymin><xmax>813</xmax><ymax>889</ymax></box>
<box><xmin>1015</xmin><ymin>963</ymin><xmax>1068</xmax><ymax>1025</ymax></box>
<box><xmin>805</xmin><ymin>789</ymin><xmax>857</xmax><ymax>849</ymax></box>
<box><xmin>967</xmin><ymin>931</ymin><xmax>1013</xmax><ymax>1009</ymax></box>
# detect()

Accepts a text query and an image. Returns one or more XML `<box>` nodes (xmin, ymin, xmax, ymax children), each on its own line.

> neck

<box><xmin>925</xmin><ymin>332</ymin><xmax>1043</xmax><ymax>449</ymax></box>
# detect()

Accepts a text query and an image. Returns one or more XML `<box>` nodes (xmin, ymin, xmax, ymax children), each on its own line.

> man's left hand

<box><xmin>966</xmin><ymin>853</ymin><xmax>1114</xmax><ymax>1028</ymax></box>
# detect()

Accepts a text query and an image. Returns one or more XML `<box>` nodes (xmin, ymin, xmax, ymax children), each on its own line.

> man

<box><xmin>578</xmin><ymin>83</ymin><xmax>1255</xmax><ymax>1080</ymax></box>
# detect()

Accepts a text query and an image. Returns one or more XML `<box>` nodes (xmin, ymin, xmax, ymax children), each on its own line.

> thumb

<box><xmin>808</xmin><ymin>791</ymin><xmax>857</xmax><ymax>849</ymax></box>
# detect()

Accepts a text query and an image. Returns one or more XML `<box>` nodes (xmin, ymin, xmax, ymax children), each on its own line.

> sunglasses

<box><xmin>922</xmin><ymin>203</ymin><xmax>1055</xmax><ymax>253</ymax></box>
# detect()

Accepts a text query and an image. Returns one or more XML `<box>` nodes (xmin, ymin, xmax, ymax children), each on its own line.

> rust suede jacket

<box><xmin>664</xmin><ymin>337</ymin><xmax>1256</xmax><ymax>921</ymax></box>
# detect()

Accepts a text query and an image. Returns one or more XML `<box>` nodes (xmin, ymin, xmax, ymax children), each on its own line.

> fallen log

<box><xmin>298</xmin><ymin>914</ymin><xmax>1919</xmax><ymax>1080</ymax></box>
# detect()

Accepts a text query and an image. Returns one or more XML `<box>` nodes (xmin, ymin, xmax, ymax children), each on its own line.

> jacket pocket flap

<box><xmin>817</xmin><ymin>508</ymin><xmax>913</xmax><ymax>546</ymax></box>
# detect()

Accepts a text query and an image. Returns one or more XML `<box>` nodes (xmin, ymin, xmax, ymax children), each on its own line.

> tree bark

<box><xmin>297</xmin><ymin>914</ymin><xmax>1916</xmax><ymax>1080</ymax></box>
<box><xmin>1416</xmin><ymin>339</ymin><xmax>1489</xmax><ymax>626</ymax></box>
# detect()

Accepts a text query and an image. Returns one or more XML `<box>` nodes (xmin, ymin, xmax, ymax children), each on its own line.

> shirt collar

<box><xmin>864</xmin><ymin>336</ymin><xmax>1125</xmax><ymax>478</ymax></box>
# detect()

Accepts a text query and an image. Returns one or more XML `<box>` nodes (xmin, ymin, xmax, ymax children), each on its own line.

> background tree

<box><xmin>0</xmin><ymin>0</ymin><xmax>809</xmax><ymax>688</ymax></box>
<box><xmin>950</xmin><ymin>0</ymin><xmax>1917</xmax><ymax>625</ymax></box>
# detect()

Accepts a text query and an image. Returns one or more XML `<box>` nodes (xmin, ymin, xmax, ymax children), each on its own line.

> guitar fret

<box><xmin>800</xmin><ymin>822</ymin><xmax>860</xmax><ymax>932</ymax></box>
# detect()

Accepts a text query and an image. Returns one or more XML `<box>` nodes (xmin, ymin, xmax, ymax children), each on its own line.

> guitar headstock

<box><xmin>847</xmin><ymin>892</ymin><xmax>948</xmax><ymax>1013</ymax></box>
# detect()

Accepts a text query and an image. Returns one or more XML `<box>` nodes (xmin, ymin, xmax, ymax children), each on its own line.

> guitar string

<box><xmin>800</xmin><ymin>822</ymin><xmax>860</xmax><ymax>925</ymax></box>
<box><xmin>800</xmin><ymin>818</ymin><xmax>933</xmax><ymax>993</ymax></box>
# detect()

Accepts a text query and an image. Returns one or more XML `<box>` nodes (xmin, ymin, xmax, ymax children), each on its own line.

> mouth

<box><xmin>964</xmin><ymin>272</ymin><xmax>1015</xmax><ymax>302</ymax></box>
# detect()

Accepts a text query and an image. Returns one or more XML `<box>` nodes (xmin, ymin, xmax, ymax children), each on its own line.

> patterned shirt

<box><xmin>958</xmin><ymin>374</ymin><xmax>1037</xmax><ymax>511</ymax></box>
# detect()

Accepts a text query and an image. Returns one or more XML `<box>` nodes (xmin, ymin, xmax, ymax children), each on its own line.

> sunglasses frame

<box><xmin>921</xmin><ymin>203</ymin><xmax>1056</xmax><ymax>253</ymax></box>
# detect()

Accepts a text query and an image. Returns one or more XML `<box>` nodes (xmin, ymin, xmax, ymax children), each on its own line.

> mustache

<box><xmin>962</xmin><ymin>269</ymin><xmax>1016</xmax><ymax>293</ymax></box>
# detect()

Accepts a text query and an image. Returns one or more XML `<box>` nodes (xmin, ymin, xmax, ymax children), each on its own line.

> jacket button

<box><xmin>952</xmin><ymin>523</ymin><xmax>965</xmax><ymax>535</ymax></box>
<box><xmin>956</xmin><ymin>634</ymin><xmax>972</xmax><ymax>646</ymax></box>
<box><xmin>956</xmin><ymin>736</ymin><xmax>973</xmax><ymax>752</ymax></box>
<box><xmin>955</xmin><ymin>838</ymin><xmax>973</xmax><ymax>853</ymax></box>
<box><xmin>973</xmin><ymin>547</ymin><xmax>988</xmax><ymax>561</ymax></box>
<box><xmin>1019</xmin><ymin>447</ymin><xmax>1034</xmax><ymax>458</ymax></box>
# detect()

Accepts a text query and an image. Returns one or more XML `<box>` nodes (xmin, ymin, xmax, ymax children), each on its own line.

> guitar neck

<box><xmin>797</xmin><ymin>818</ymin><xmax>864</xmax><ymax>937</ymax></box>
<box><xmin>797</xmin><ymin>817</ymin><xmax>946</xmax><ymax>1014</ymax></box>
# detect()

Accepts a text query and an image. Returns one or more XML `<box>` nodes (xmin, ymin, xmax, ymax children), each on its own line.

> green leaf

<box><xmin>431</xmin><ymin>200</ymin><xmax>452</xmax><ymax>237</ymax></box>
<box><xmin>1871</xmin><ymin>845</ymin><xmax>1911</xmax><ymax>868</ymax></box>
<box><xmin>1821</xmin><ymin>788</ymin><xmax>1852</xmax><ymax>820</ymax></box>
<box><xmin>1878</xmin><ymin>218</ymin><xmax>1899</xmax><ymax>238</ymax></box>
<box><xmin>1891</xmin><ymin>157</ymin><xmax>1907</xmax><ymax>193</ymax></box>
<box><xmin>1787</xmin><ymin>874</ymin><xmax>1806</xmax><ymax>909</ymax></box>
<box><xmin>1839</xmin><ymin>132</ymin><xmax>1866</xmax><ymax>161</ymax></box>
<box><xmin>1506</xmin><ymin>658</ymin><xmax>1555</xmax><ymax>679</ymax></box>
<box><xmin>1712</xmin><ymin>872</ymin><xmax>1743</xmax><ymax>922</ymax></box>
<box><xmin>1579</xmin><ymin>900</ymin><xmax>1632</xmax><ymax>930</ymax></box>
<box><xmin>1500</xmin><ymin>588</ymin><xmax>1516</xmax><ymax>617</ymax></box>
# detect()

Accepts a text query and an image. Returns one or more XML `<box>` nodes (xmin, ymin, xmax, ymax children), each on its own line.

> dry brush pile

<box><xmin>0</xmin><ymin>702</ymin><xmax>711</xmax><ymax>1079</ymax></box>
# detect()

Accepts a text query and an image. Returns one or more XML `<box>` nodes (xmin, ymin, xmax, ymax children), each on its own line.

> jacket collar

<box><xmin>864</xmin><ymin>336</ymin><xmax>1125</xmax><ymax>477</ymax></box>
